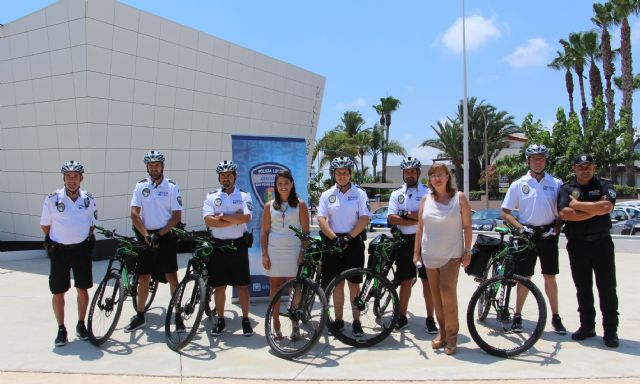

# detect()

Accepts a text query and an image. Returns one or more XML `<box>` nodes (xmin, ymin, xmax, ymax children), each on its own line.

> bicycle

<box><xmin>87</xmin><ymin>226</ymin><xmax>158</xmax><ymax>346</ymax></box>
<box><xmin>264</xmin><ymin>226</ymin><xmax>340</xmax><ymax>359</ymax></box>
<box><xmin>324</xmin><ymin>233</ymin><xmax>402</xmax><ymax>348</ymax></box>
<box><xmin>164</xmin><ymin>227</ymin><xmax>236</xmax><ymax>351</ymax></box>
<box><xmin>466</xmin><ymin>224</ymin><xmax>547</xmax><ymax>357</ymax></box>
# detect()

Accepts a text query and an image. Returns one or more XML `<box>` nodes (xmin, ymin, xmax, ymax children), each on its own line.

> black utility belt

<box><xmin>525</xmin><ymin>224</ymin><xmax>554</xmax><ymax>233</ymax></box>
<box><xmin>213</xmin><ymin>237</ymin><xmax>244</xmax><ymax>246</ymax></box>
<box><xmin>51</xmin><ymin>240</ymin><xmax>88</xmax><ymax>250</ymax></box>
<box><xmin>399</xmin><ymin>233</ymin><xmax>416</xmax><ymax>240</ymax></box>
<box><xmin>321</xmin><ymin>231</ymin><xmax>366</xmax><ymax>242</ymax></box>
<box><xmin>569</xmin><ymin>231</ymin><xmax>610</xmax><ymax>242</ymax></box>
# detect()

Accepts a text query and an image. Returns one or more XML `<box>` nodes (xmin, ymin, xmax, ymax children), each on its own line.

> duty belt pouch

<box><xmin>243</xmin><ymin>231</ymin><xmax>254</xmax><ymax>248</ymax></box>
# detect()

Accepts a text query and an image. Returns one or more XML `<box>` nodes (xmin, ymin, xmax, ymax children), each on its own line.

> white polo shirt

<box><xmin>317</xmin><ymin>183</ymin><xmax>370</xmax><ymax>234</ymax></box>
<box><xmin>388</xmin><ymin>183</ymin><xmax>429</xmax><ymax>235</ymax></box>
<box><xmin>502</xmin><ymin>172</ymin><xmax>563</xmax><ymax>226</ymax></box>
<box><xmin>203</xmin><ymin>187</ymin><xmax>253</xmax><ymax>239</ymax></box>
<box><xmin>130</xmin><ymin>177</ymin><xmax>183</xmax><ymax>231</ymax></box>
<box><xmin>40</xmin><ymin>188</ymin><xmax>97</xmax><ymax>244</ymax></box>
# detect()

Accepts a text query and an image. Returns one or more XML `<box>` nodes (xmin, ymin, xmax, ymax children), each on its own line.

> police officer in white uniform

<box><xmin>387</xmin><ymin>157</ymin><xmax>437</xmax><ymax>333</ymax></box>
<box><xmin>127</xmin><ymin>151</ymin><xmax>183</xmax><ymax>332</ymax></box>
<box><xmin>203</xmin><ymin>160</ymin><xmax>254</xmax><ymax>337</ymax></box>
<box><xmin>318</xmin><ymin>156</ymin><xmax>370</xmax><ymax>337</ymax></box>
<box><xmin>40</xmin><ymin>161</ymin><xmax>97</xmax><ymax>347</ymax></box>
<box><xmin>501</xmin><ymin>144</ymin><xmax>567</xmax><ymax>334</ymax></box>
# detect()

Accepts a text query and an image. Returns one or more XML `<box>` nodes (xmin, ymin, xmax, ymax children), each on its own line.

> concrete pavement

<box><xmin>0</xmin><ymin>237</ymin><xmax>639</xmax><ymax>383</ymax></box>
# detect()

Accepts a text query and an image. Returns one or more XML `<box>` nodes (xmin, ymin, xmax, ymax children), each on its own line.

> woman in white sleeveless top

<box><xmin>413</xmin><ymin>164</ymin><xmax>472</xmax><ymax>355</ymax></box>
<box><xmin>260</xmin><ymin>170</ymin><xmax>309</xmax><ymax>339</ymax></box>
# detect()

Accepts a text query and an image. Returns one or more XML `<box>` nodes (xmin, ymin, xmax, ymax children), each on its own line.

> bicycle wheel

<box><xmin>476</xmin><ymin>260</ymin><xmax>500</xmax><ymax>321</ymax></box>
<box><xmin>129</xmin><ymin>270</ymin><xmax>158</xmax><ymax>312</ymax></box>
<box><xmin>265</xmin><ymin>278</ymin><xmax>327</xmax><ymax>359</ymax></box>
<box><xmin>165</xmin><ymin>274</ymin><xmax>207</xmax><ymax>351</ymax></box>
<box><xmin>467</xmin><ymin>274</ymin><xmax>547</xmax><ymax>357</ymax></box>
<box><xmin>88</xmin><ymin>271</ymin><xmax>124</xmax><ymax>346</ymax></box>
<box><xmin>326</xmin><ymin>268</ymin><xmax>399</xmax><ymax>348</ymax></box>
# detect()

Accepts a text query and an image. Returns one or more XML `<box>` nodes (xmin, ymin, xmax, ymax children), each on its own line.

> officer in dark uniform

<box><xmin>557</xmin><ymin>154</ymin><xmax>619</xmax><ymax>348</ymax></box>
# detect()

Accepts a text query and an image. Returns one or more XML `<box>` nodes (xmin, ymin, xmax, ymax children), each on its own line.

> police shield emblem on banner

<box><xmin>249</xmin><ymin>162</ymin><xmax>290</xmax><ymax>208</ymax></box>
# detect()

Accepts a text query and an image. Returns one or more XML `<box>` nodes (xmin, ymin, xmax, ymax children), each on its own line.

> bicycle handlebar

<box><xmin>289</xmin><ymin>225</ymin><xmax>343</xmax><ymax>254</ymax></box>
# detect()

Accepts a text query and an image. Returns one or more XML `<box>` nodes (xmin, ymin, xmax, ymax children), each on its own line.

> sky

<box><xmin>4</xmin><ymin>0</ymin><xmax>640</xmax><ymax>167</ymax></box>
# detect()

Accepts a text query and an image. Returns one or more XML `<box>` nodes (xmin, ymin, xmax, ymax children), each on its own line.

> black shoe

<box><xmin>210</xmin><ymin>317</ymin><xmax>226</xmax><ymax>336</ymax></box>
<box><xmin>242</xmin><ymin>318</ymin><xmax>254</xmax><ymax>337</ymax></box>
<box><xmin>175</xmin><ymin>314</ymin><xmax>186</xmax><ymax>333</ymax></box>
<box><xmin>425</xmin><ymin>316</ymin><xmax>438</xmax><ymax>334</ymax></box>
<box><xmin>395</xmin><ymin>315</ymin><xmax>408</xmax><ymax>331</ymax></box>
<box><xmin>75</xmin><ymin>323</ymin><xmax>90</xmax><ymax>341</ymax></box>
<box><xmin>124</xmin><ymin>315</ymin><xmax>146</xmax><ymax>333</ymax></box>
<box><xmin>571</xmin><ymin>325</ymin><xmax>596</xmax><ymax>341</ymax></box>
<box><xmin>603</xmin><ymin>332</ymin><xmax>619</xmax><ymax>348</ymax></box>
<box><xmin>511</xmin><ymin>313</ymin><xmax>523</xmax><ymax>333</ymax></box>
<box><xmin>352</xmin><ymin>320</ymin><xmax>364</xmax><ymax>337</ymax></box>
<box><xmin>551</xmin><ymin>315</ymin><xmax>567</xmax><ymax>335</ymax></box>
<box><xmin>54</xmin><ymin>327</ymin><xmax>68</xmax><ymax>347</ymax></box>
<box><xmin>328</xmin><ymin>319</ymin><xmax>345</xmax><ymax>336</ymax></box>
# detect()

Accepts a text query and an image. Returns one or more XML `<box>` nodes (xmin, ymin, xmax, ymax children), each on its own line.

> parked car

<box><xmin>471</xmin><ymin>208</ymin><xmax>518</xmax><ymax>231</ymax></box>
<box><xmin>613</xmin><ymin>205</ymin><xmax>640</xmax><ymax>220</ymax></box>
<box><xmin>610</xmin><ymin>208</ymin><xmax>640</xmax><ymax>235</ymax></box>
<box><xmin>369</xmin><ymin>206</ymin><xmax>389</xmax><ymax>231</ymax></box>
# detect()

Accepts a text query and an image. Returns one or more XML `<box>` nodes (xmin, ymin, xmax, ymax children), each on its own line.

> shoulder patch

<box><xmin>168</xmin><ymin>179</ymin><xmax>176</xmax><ymax>185</ymax></box>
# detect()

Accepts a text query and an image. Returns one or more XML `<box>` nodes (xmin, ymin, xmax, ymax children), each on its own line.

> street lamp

<box><xmin>479</xmin><ymin>107</ymin><xmax>490</xmax><ymax>209</ymax></box>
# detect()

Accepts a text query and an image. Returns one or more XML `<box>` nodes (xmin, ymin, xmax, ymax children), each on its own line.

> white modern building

<box><xmin>0</xmin><ymin>0</ymin><xmax>325</xmax><ymax>241</ymax></box>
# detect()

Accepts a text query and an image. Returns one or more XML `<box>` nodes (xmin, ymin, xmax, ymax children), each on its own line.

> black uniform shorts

<box><xmin>207</xmin><ymin>238</ymin><xmax>250</xmax><ymax>287</ymax></box>
<box><xmin>137</xmin><ymin>231</ymin><xmax>178</xmax><ymax>277</ymax></box>
<box><xmin>514</xmin><ymin>232</ymin><xmax>559</xmax><ymax>276</ymax></box>
<box><xmin>393</xmin><ymin>235</ymin><xmax>427</xmax><ymax>282</ymax></box>
<box><xmin>49</xmin><ymin>243</ymin><xmax>93</xmax><ymax>294</ymax></box>
<box><xmin>320</xmin><ymin>234</ymin><xmax>365</xmax><ymax>289</ymax></box>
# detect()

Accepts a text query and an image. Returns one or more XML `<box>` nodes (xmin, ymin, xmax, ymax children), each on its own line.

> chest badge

<box><xmin>214</xmin><ymin>198</ymin><xmax>222</xmax><ymax>206</ymax></box>
<box><xmin>571</xmin><ymin>189</ymin><xmax>581</xmax><ymax>199</ymax></box>
<box><xmin>329</xmin><ymin>195</ymin><xmax>337</xmax><ymax>204</ymax></box>
<box><xmin>398</xmin><ymin>195</ymin><xmax>405</xmax><ymax>204</ymax></box>
<box><xmin>142</xmin><ymin>188</ymin><xmax>150</xmax><ymax>197</ymax></box>
<box><xmin>56</xmin><ymin>202</ymin><xmax>65</xmax><ymax>212</ymax></box>
<box><xmin>522</xmin><ymin>185</ymin><xmax>530</xmax><ymax>195</ymax></box>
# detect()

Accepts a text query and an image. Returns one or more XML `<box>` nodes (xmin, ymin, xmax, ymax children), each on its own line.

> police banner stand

<box><xmin>231</xmin><ymin>135</ymin><xmax>308</xmax><ymax>302</ymax></box>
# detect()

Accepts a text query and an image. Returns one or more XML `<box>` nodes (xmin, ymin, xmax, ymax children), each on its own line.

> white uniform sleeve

<box><xmin>358</xmin><ymin>189</ymin><xmax>371</xmax><ymax>217</ymax></box>
<box><xmin>388</xmin><ymin>191</ymin><xmax>400</xmax><ymax>215</ymax></box>
<box><xmin>202</xmin><ymin>194</ymin><xmax>215</xmax><ymax>219</ymax></box>
<box><xmin>39</xmin><ymin>195</ymin><xmax>52</xmax><ymax>226</ymax></box>
<box><xmin>242</xmin><ymin>192</ymin><xmax>253</xmax><ymax>218</ymax></box>
<box><xmin>170</xmin><ymin>184</ymin><xmax>183</xmax><ymax>212</ymax></box>
<box><xmin>131</xmin><ymin>183</ymin><xmax>142</xmax><ymax>207</ymax></box>
<box><xmin>501</xmin><ymin>181</ymin><xmax>520</xmax><ymax>211</ymax></box>
<box><xmin>317</xmin><ymin>191</ymin><xmax>329</xmax><ymax>218</ymax></box>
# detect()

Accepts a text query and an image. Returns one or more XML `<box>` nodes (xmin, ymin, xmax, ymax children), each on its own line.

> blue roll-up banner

<box><xmin>232</xmin><ymin>135</ymin><xmax>308</xmax><ymax>298</ymax></box>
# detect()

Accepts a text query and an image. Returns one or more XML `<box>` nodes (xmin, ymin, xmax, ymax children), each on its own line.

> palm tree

<box><xmin>369</xmin><ymin>124</ymin><xmax>385</xmax><ymax>181</ymax></box>
<box><xmin>611</xmin><ymin>0</ymin><xmax>639</xmax><ymax>186</ymax></box>
<box><xmin>312</xmin><ymin>130</ymin><xmax>354</xmax><ymax>170</ymax></box>
<box><xmin>592</xmin><ymin>2</ymin><xmax>616</xmax><ymax>132</ymax></box>
<box><xmin>336</xmin><ymin>111</ymin><xmax>366</xmax><ymax>137</ymax></box>
<box><xmin>548</xmin><ymin>50</ymin><xmax>576</xmax><ymax>115</ymax></box>
<box><xmin>372</xmin><ymin>96</ymin><xmax>401</xmax><ymax>182</ymax></box>
<box><xmin>422</xmin><ymin>98</ymin><xmax>520</xmax><ymax>190</ymax></box>
<box><xmin>582</xmin><ymin>30</ymin><xmax>604</xmax><ymax>106</ymax></box>
<box><xmin>560</xmin><ymin>32</ymin><xmax>589</xmax><ymax>131</ymax></box>
<box><xmin>351</xmin><ymin>130</ymin><xmax>372</xmax><ymax>175</ymax></box>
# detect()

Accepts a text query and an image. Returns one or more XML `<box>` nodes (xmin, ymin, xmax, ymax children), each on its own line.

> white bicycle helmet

<box><xmin>525</xmin><ymin>144</ymin><xmax>549</xmax><ymax>159</ymax></box>
<box><xmin>400</xmin><ymin>156</ymin><xmax>422</xmax><ymax>170</ymax></box>
<box><xmin>60</xmin><ymin>160</ymin><xmax>84</xmax><ymax>174</ymax></box>
<box><xmin>216</xmin><ymin>160</ymin><xmax>238</xmax><ymax>173</ymax></box>
<box><xmin>144</xmin><ymin>150</ymin><xmax>165</xmax><ymax>164</ymax></box>
<box><xmin>330</xmin><ymin>156</ymin><xmax>354</xmax><ymax>170</ymax></box>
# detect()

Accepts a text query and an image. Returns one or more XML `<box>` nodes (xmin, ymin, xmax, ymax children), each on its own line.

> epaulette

<box><xmin>168</xmin><ymin>179</ymin><xmax>176</xmax><ymax>185</ymax></box>
<box><xmin>47</xmin><ymin>192</ymin><xmax>57</xmax><ymax>198</ymax></box>
<box><xmin>393</xmin><ymin>186</ymin><xmax>403</xmax><ymax>191</ymax></box>
<box><xmin>240</xmin><ymin>188</ymin><xmax>247</xmax><ymax>193</ymax></box>
<box><xmin>208</xmin><ymin>190</ymin><xmax>217</xmax><ymax>195</ymax></box>
<box><xmin>86</xmin><ymin>192</ymin><xmax>94</xmax><ymax>199</ymax></box>
<box><xmin>139</xmin><ymin>178</ymin><xmax>147</xmax><ymax>183</ymax></box>
<box><xmin>600</xmin><ymin>177</ymin><xmax>612</xmax><ymax>182</ymax></box>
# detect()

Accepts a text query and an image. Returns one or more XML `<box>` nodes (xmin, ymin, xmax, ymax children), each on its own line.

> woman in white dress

<box><xmin>260</xmin><ymin>170</ymin><xmax>309</xmax><ymax>339</ymax></box>
<box><xmin>413</xmin><ymin>163</ymin><xmax>472</xmax><ymax>355</ymax></box>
